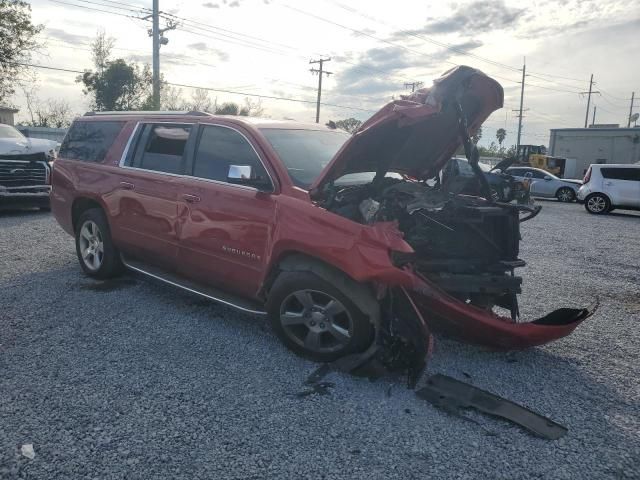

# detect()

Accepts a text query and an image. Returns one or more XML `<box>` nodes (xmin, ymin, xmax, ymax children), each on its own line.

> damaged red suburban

<box><xmin>51</xmin><ymin>66</ymin><xmax>593</xmax><ymax>385</ymax></box>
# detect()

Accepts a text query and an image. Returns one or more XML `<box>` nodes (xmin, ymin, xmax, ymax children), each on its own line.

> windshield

<box><xmin>0</xmin><ymin>124</ymin><xmax>26</xmax><ymax>140</ymax></box>
<box><xmin>260</xmin><ymin>128</ymin><xmax>349</xmax><ymax>188</ymax></box>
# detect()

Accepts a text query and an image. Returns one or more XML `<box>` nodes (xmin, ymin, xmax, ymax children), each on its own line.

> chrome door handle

<box><xmin>119</xmin><ymin>181</ymin><xmax>135</xmax><ymax>190</ymax></box>
<box><xmin>182</xmin><ymin>194</ymin><xmax>201</xmax><ymax>203</ymax></box>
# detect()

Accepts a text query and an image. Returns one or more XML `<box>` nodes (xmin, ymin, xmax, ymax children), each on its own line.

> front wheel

<box><xmin>556</xmin><ymin>187</ymin><xmax>576</xmax><ymax>203</ymax></box>
<box><xmin>75</xmin><ymin>208</ymin><xmax>124</xmax><ymax>279</ymax></box>
<box><xmin>584</xmin><ymin>193</ymin><xmax>610</xmax><ymax>214</ymax></box>
<box><xmin>267</xmin><ymin>271</ymin><xmax>374</xmax><ymax>362</ymax></box>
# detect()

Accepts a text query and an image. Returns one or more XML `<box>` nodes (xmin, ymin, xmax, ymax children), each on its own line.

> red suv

<box><xmin>51</xmin><ymin>67</ymin><xmax>592</xmax><ymax>383</ymax></box>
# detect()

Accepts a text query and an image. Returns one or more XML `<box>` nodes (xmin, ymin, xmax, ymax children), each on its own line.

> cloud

<box><xmin>187</xmin><ymin>42</ymin><xmax>230</xmax><ymax>61</ymax></box>
<box><xmin>229</xmin><ymin>0</ymin><xmax>240</xmax><ymax>6</ymax></box>
<box><xmin>202</xmin><ymin>2</ymin><xmax>219</xmax><ymax>7</ymax></box>
<box><xmin>396</xmin><ymin>0</ymin><xmax>524</xmax><ymax>36</ymax></box>
<box><xmin>45</xmin><ymin>27</ymin><xmax>92</xmax><ymax>45</ymax></box>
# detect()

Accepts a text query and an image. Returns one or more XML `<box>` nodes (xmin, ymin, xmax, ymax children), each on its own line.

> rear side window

<box><xmin>192</xmin><ymin>125</ymin><xmax>268</xmax><ymax>183</ymax></box>
<box><xmin>601</xmin><ymin>168</ymin><xmax>640</xmax><ymax>181</ymax></box>
<box><xmin>131</xmin><ymin>124</ymin><xmax>192</xmax><ymax>174</ymax></box>
<box><xmin>58</xmin><ymin>121</ymin><xmax>125</xmax><ymax>162</ymax></box>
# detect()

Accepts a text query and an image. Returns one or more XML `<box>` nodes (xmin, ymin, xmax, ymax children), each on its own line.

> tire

<box><xmin>584</xmin><ymin>193</ymin><xmax>610</xmax><ymax>214</ymax></box>
<box><xmin>266</xmin><ymin>271</ymin><xmax>374</xmax><ymax>362</ymax></box>
<box><xmin>75</xmin><ymin>208</ymin><xmax>124</xmax><ymax>279</ymax></box>
<box><xmin>556</xmin><ymin>187</ymin><xmax>575</xmax><ymax>203</ymax></box>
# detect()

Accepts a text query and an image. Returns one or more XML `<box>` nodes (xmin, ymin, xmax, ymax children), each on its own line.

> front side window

<box><xmin>192</xmin><ymin>125</ymin><xmax>269</xmax><ymax>185</ymax></box>
<box><xmin>260</xmin><ymin>128</ymin><xmax>349</xmax><ymax>188</ymax></box>
<box><xmin>132</xmin><ymin>124</ymin><xmax>191</xmax><ymax>174</ymax></box>
<box><xmin>601</xmin><ymin>168</ymin><xmax>640</xmax><ymax>181</ymax></box>
<box><xmin>59</xmin><ymin>121</ymin><xmax>125</xmax><ymax>162</ymax></box>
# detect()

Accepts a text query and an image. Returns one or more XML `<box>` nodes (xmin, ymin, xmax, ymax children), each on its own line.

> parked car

<box><xmin>50</xmin><ymin>67</ymin><xmax>591</xmax><ymax>383</ymax></box>
<box><xmin>506</xmin><ymin>166</ymin><xmax>582</xmax><ymax>202</ymax></box>
<box><xmin>0</xmin><ymin>124</ymin><xmax>56</xmax><ymax>209</ymax></box>
<box><xmin>443</xmin><ymin>157</ymin><xmax>530</xmax><ymax>203</ymax></box>
<box><xmin>578</xmin><ymin>164</ymin><xmax>640</xmax><ymax>214</ymax></box>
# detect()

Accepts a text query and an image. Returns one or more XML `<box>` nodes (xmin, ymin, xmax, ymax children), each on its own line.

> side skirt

<box><xmin>121</xmin><ymin>254</ymin><xmax>267</xmax><ymax>316</ymax></box>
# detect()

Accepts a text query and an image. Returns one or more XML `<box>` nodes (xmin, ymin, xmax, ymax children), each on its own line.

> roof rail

<box><xmin>83</xmin><ymin>110</ymin><xmax>213</xmax><ymax>117</ymax></box>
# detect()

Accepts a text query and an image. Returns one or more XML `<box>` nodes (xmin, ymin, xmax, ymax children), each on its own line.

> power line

<box><xmin>47</xmin><ymin>0</ymin><xmax>148</xmax><ymax>20</ymax></box>
<box><xmin>11</xmin><ymin>62</ymin><xmax>377</xmax><ymax>113</ymax></box>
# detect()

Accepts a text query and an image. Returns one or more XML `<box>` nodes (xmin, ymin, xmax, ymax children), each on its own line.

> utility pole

<box><xmin>404</xmin><ymin>81</ymin><xmax>423</xmax><ymax>93</ymax></box>
<box><xmin>628</xmin><ymin>92</ymin><xmax>635</xmax><ymax>128</ymax></box>
<box><xmin>592</xmin><ymin>105</ymin><xmax>597</xmax><ymax>126</ymax></box>
<box><xmin>146</xmin><ymin>1</ymin><xmax>177</xmax><ymax>110</ymax></box>
<box><xmin>515</xmin><ymin>59</ymin><xmax>526</xmax><ymax>153</ymax></box>
<box><xmin>152</xmin><ymin>0</ymin><xmax>160</xmax><ymax>110</ymax></box>
<box><xmin>580</xmin><ymin>74</ymin><xmax>600</xmax><ymax>128</ymax></box>
<box><xmin>310</xmin><ymin>58</ymin><xmax>332</xmax><ymax>123</ymax></box>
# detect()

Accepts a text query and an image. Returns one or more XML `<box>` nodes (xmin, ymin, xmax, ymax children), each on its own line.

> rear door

<box><xmin>109</xmin><ymin>122</ymin><xmax>195</xmax><ymax>271</ymax></box>
<box><xmin>174</xmin><ymin>123</ymin><xmax>277</xmax><ymax>299</ymax></box>
<box><xmin>601</xmin><ymin>167</ymin><xmax>640</xmax><ymax>207</ymax></box>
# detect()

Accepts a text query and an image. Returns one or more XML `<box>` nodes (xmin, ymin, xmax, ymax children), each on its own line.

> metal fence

<box><xmin>17</xmin><ymin>126</ymin><xmax>67</xmax><ymax>143</ymax></box>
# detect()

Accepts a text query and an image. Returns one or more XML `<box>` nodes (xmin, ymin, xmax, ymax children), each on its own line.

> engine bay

<box><xmin>323</xmin><ymin>176</ymin><xmax>534</xmax><ymax>320</ymax></box>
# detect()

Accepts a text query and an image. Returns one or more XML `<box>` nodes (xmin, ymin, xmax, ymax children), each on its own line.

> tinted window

<box><xmin>58</xmin><ymin>121</ymin><xmax>125</xmax><ymax>162</ymax></box>
<box><xmin>193</xmin><ymin>125</ymin><xmax>268</xmax><ymax>183</ymax></box>
<box><xmin>0</xmin><ymin>124</ymin><xmax>26</xmax><ymax>139</ymax></box>
<box><xmin>133</xmin><ymin>124</ymin><xmax>191</xmax><ymax>174</ymax></box>
<box><xmin>507</xmin><ymin>168</ymin><xmax>524</xmax><ymax>176</ymax></box>
<box><xmin>601</xmin><ymin>168</ymin><xmax>640</xmax><ymax>181</ymax></box>
<box><xmin>260</xmin><ymin>128</ymin><xmax>349</xmax><ymax>188</ymax></box>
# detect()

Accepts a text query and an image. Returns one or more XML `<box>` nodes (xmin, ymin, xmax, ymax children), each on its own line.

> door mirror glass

<box><xmin>544</xmin><ymin>175</ymin><xmax>552</xmax><ymax>181</ymax></box>
<box><xmin>228</xmin><ymin>164</ymin><xmax>252</xmax><ymax>181</ymax></box>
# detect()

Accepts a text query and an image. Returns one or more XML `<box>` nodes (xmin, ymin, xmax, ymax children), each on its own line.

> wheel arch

<box><xmin>555</xmin><ymin>185</ymin><xmax>576</xmax><ymax>200</ymax></box>
<box><xmin>71</xmin><ymin>197</ymin><xmax>106</xmax><ymax>231</ymax></box>
<box><xmin>263</xmin><ymin>251</ymin><xmax>380</xmax><ymax>327</ymax></box>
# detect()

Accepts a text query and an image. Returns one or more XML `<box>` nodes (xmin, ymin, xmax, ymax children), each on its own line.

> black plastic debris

<box><xmin>416</xmin><ymin>374</ymin><xmax>567</xmax><ymax>440</ymax></box>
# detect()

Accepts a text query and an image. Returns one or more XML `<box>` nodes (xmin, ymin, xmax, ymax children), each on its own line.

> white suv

<box><xmin>577</xmin><ymin>164</ymin><xmax>640</xmax><ymax>214</ymax></box>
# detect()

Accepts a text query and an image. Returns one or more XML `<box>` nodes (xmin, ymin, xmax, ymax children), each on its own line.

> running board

<box><xmin>121</xmin><ymin>255</ymin><xmax>267</xmax><ymax>315</ymax></box>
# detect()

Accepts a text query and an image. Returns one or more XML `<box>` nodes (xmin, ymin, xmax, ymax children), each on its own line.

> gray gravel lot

<box><xmin>1</xmin><ymin>201</ymin><xmax>639</xmax><ymax>479</ymax></box>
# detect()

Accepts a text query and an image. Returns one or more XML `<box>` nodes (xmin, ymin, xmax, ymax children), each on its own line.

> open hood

<box><xmin>310</xmin><ymin>66</ymin><xmax>503</xmax><ymax>196</ymax></box>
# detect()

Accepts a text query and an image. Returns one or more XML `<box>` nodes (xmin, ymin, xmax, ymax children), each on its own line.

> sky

<box><xmin>12</xmin><ymin>0</ymin><xmax>640</xmax><ymax>147</ymax></box>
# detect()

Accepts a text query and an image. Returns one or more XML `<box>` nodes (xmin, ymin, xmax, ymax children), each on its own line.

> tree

<box><xmin>329</xmin><ymin>117</ymin><xmax>362</xmax><ymax>134</ymax></box>
<box><xmin>22</xmin><ymin>87</ymin><xmax>73</xmax><ymax>128</ymax></box>
<box><xmin>496</xmin><ymin>128</ymin><xmax>506</xmax><ymax>147</ymax></box>
<box><xmin>0</xmin><ymin>0</ymin><xmax>43</xmax><ymax>104</ymax></box>
<box><xmin>77</xmin><ymin>31</ymin><xmax>153</xmax><ymax>111</ymax></box>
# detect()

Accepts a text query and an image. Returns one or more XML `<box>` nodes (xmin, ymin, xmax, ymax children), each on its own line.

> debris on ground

<box><xmin>20</xmin><ymin>444</ymin><xmax>35</xmax><ymax>459</ymax></box>
<box><xmin>416</xmin><ymin>374</ymin><xmax>567</xmax><ymax>440</ymax></box>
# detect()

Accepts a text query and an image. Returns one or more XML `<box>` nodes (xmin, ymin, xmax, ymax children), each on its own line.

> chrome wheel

<box><xmin>78</xmin><ymin>220</ymin><xmax>104</xmax><ymax>271</ymax></box>
<box><xmin>586</xmin><ymin>195</ymin><xmax>606</xmax><ymax>213</ymax></box>
<box><xmin>557</xmin><ymin>188</ymin><xmax>574</xmax><ymax>202</ymax></box>
<box><xmin>279</xmin><ymin>289</ymin><xmax>353</xmax><ymax>354</ymax></box>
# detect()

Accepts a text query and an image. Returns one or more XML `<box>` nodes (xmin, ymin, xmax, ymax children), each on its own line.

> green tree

<box><xmin>77</xmin><ymin>31</ymin><xmax>152</xmax><ymax>111</ymax></box>
<box><xmin>0</xmin><ymin>0</ymin><xmax>43</xmax><ymax>104</ymax></box>
<box><xmin>496</xmin><ymin>128</ymin><xmax>506</xmax><ymax>147</ymax></box>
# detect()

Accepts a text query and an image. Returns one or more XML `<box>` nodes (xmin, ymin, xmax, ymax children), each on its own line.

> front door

<box><xmin>108</xmin><ymin>122</ymin><xmax>194</xmax><ymax>271</ymax></box>
<box><xmin>175</xmin><ymin>124</ymin><xmax>277</xmax><ymax>299</ymax></box>
<box><xmin>601</xmin><ymin>167</ymin><xmax>640</xmax><ymax>207</ymax></box>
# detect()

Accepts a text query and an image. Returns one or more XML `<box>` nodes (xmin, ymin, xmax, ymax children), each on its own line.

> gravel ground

<box><xmin>1</xmin><ymin>201</ymin><xmax>639</xmax><ymax>479</ymax></box>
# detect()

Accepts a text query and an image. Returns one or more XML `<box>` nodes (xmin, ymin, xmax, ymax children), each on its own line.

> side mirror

<box><xmin>228</xmin><ymin>164</ymin><xmax>252</xmax><ymax>181</ymax></box>
<box><xmin>544</xmin><ymin>176</ymin><xmax>552</xmax><ymax>181</ymax></box>
<box><xmin>227</xmin><ymin>164</ymin><xmax>272</xmax><ymax>191</ymax></box>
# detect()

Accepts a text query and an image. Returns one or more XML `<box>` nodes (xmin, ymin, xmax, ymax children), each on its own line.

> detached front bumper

<box><xmin>402</xmin><ymin>271</ymin><xmax>593</xmax><ymax>350</ymax></box>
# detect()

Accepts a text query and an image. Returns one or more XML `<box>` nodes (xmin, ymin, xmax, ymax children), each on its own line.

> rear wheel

<box><xmin>556</xmin><ymin>187</ymin><xmax>575</xmax><ymax>203</ymax></box>
<box><xmin>584</xmin><ymin>193</ymin><xmax>610</xmax><ymax>214</ymax></box>
<box><xmin>267</xmin><ymin>271</ymin><xmax>374</xmax><ymax>362</ymax></box>
<box><xmin>75</xmin><ymin>208</ymin><xmax>124</xmax><ymax>279</ymax></box>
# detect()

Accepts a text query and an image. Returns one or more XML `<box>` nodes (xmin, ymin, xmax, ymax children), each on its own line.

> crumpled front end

<box><xmin>402</xmin><ymin>269</ymin><xmax>594</xmax><ymax>350</ymax></box>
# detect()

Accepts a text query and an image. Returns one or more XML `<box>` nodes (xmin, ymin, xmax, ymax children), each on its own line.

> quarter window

<box><xmin>192</xmin><ymin>125</ymin><xmax>268</xmax><ymax>185</ymax></box>
<box><xmin>58</xmin><ymin>121</ymin><xmax>125</xmax><ymax>162</ymax></box>
<box><xmin>132</xmin><ymin>124</ymin><xmax>191</xmax><ymax>174</ymax></box>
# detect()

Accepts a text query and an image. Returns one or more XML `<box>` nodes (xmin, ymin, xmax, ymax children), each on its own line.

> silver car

<box><xmin>506</xmin><ymin>167</ymin><xmax>582</xmax><ymax>202</ymax></box>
